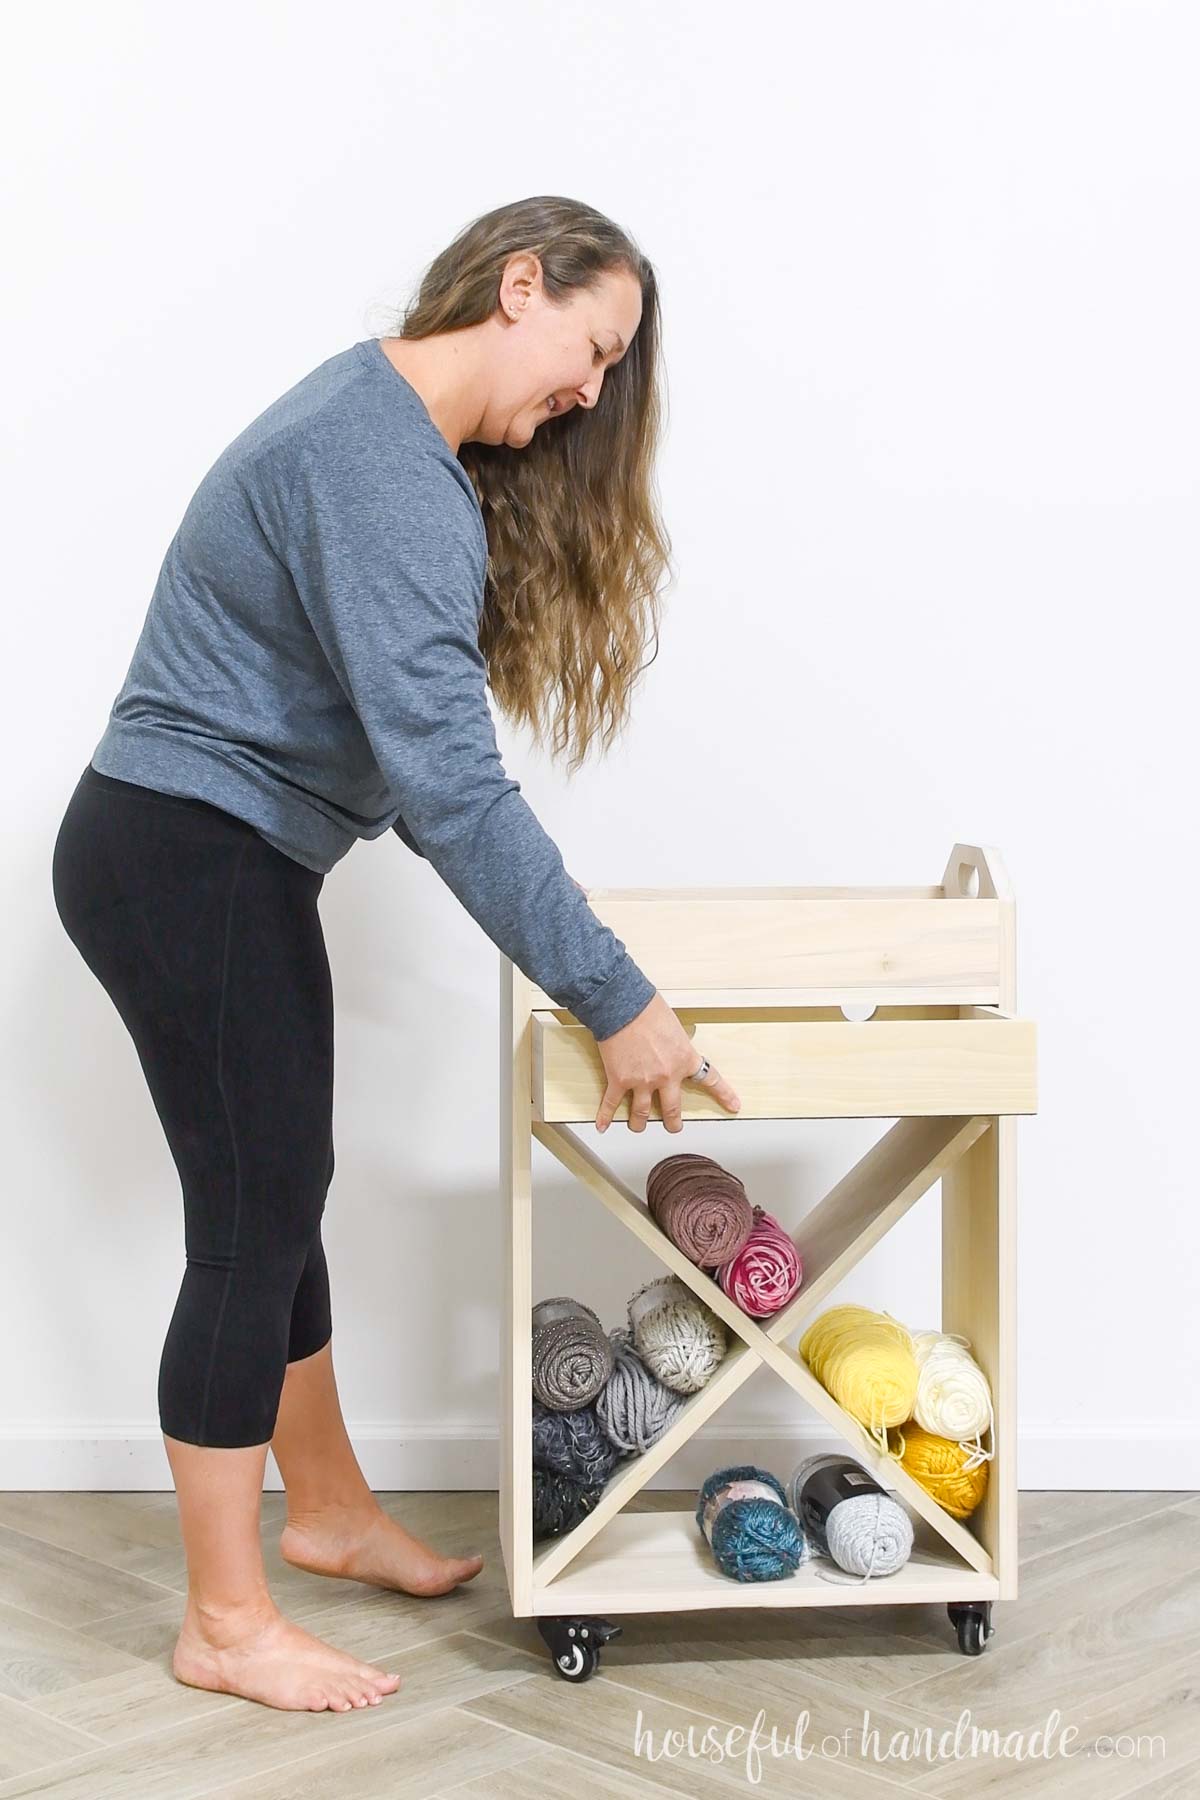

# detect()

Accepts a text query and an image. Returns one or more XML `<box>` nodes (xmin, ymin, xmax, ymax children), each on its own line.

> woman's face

<box><xmin>497</xmin><ymin>258</ymin><xmax>643</xmax><ymax>449</ymax></box>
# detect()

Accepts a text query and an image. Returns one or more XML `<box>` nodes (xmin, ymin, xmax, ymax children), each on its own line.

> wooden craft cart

<box><xmin>499</xmin><ymin>842</ymin><xmax>1037</xmax><ymax>1680</ymax></box>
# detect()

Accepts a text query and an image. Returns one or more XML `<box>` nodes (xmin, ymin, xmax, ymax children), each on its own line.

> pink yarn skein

<box><xmin>717</xmin><ymin>1206</ymin><xmax>802</xmax><ymax>1317</ymax></box>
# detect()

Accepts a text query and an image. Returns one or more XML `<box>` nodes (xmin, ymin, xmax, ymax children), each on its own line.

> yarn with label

<box><xmin>531</xmin><ymin>1296</ymin><xmax>615</xmax><ymax>1411</ymax></box>
<box><xmin>789</xmin><ymin>1451</ymin><xmax>914</xmax><ymax>1585</ymax></box>
<box><xmin>696</xmin><ymin>1464</ymin><xmax>813</xmax><ymax>1582</ymax></box>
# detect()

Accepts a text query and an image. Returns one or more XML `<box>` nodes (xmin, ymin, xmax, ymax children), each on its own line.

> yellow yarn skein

<box><xmin>798</xmin><ymin>1305</ymin><xmax>919</xmax><ymax>1456</ymax></box>
<box><xmin>889</xmin><ymin>1423</ymin><xmax>989</xmax><ymax>1519</ymax></box>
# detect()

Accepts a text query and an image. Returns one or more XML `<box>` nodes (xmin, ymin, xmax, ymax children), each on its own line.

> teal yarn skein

<box><xmin>696</xmin><ymin>1465</ymin><xmax>812</xmax><ymax>1582</ymax></box>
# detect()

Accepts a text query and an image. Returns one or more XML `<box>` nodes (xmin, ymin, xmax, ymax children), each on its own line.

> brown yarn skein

<box><xmin>646</xmin><ymin>1153</ymin><xmax>754</xmax><ymax>1269</ymax></box>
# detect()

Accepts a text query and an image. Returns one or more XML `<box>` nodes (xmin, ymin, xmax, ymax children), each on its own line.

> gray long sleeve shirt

<box><xmin>89</xmin><ymin>336</ymin><xmax>658</xmax><ymax>1042</ymax></box>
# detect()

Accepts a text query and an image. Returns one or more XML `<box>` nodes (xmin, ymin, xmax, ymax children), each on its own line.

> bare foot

<box><xmin>173</xmin><ymin>1603</ymin><xmax>403</xmax><ymax>1713</ymax></box>
<box><xmin>280</xmin><ymin>1503</ymin><xmax>485</xmax><ymax>1597</ymax></box>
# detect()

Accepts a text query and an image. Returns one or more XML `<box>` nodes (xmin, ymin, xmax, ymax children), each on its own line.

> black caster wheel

<box><xmin>536</xmin><ymin>1615</ymin><xmax>622</xmax><ymax>1682</ymax></box>
<box><xmin>947</xmin><ymin>1601</ymin><xmax>994</xmax><ymax>1656</ymax></box>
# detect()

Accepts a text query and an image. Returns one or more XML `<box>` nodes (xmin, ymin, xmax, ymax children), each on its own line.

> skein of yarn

<box><xmin>696</xmin><ymin>1464</ymin><xmax>812</xmax><ymax>1582</ymax></box>
<box><xmin>909</xmin><ymin>1330</ymin><xmax>994</xmax><ymax>1470</ymax></box>
<box><xmin>717</xmin><ymin>1206</ymin><xmax>803</xmax><ymax>1317</ymax></box>
<box><xmin>531</xmin><ymin>1297</ymin><xmax>615</xmax><ymax>1412</ymax></box>
<box><xmin>889</xmin><ymin>1423</ymin><xmax>989</xmax><ymax>1519</ymax></box>
<box><xmin>532</xmin><ymin>1398</ymin><xmax>622</xmax><ymax>1486</ymax></box>
<box><xmin>595</xmin><ymin>1325</ymin><xmax>686</xmax><ymax>1455</ymax></box>
<box><xmin>628</xmin><ymin>1275</ymin><xmax>727</xmax><ymax>1395</ymax></box>
<box><xmin>798</xmin><ymin>1305</ymin><xmax>919</xmax><ymax>1455</ymax></box>
<box><xmin>646</xmin><ymin>1153</ymin><xmax>754</xmax><ymax>1268</ymax></box>
<box><xmin>532</xmin><ymin>1466</ymin><xmax>605</xmax><ymax>1540</ymax></box>
<box><xmin>789</xmin><ymin>1452</ymin><xmax>914</xmax><ymax>1585</ymax></box>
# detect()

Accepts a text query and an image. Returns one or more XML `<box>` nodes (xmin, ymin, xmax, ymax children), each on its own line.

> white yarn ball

<box><xmin>910</xmin><ymin>1329</ymin><xmax>993</xmax><ymax>1468</ymax></box>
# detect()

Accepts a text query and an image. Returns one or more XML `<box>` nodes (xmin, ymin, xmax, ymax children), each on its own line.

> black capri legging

<box><xmin>51</xmin><ymin>763</ymin><xmax>336</xmax><ymax>1449</ymax></box>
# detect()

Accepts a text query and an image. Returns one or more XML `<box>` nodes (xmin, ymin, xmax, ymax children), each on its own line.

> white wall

<box><xmin>5</xmin><ymin>0</ymin><xmax>1196</xmax><ymax>1491</ymax></box>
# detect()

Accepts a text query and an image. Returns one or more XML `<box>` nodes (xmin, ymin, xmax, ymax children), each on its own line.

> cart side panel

<box><xmin>499</xmin><ymin>959</ymin><xmax>535</xmax><ymax>1615</ymax></box>
<box><xmin>941</xmin><ymin>1114</ymin><xmax>1019</xmax><ymax>1600</ymax></box>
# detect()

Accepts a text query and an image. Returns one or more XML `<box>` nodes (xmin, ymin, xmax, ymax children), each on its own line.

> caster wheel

<box><xmin>536</xmin><ymin>1615</ymin><xmax>622</xmax><ymax>1683</ymax></box>
<box><xmin>947</xmin><ymin>1601</ymin><xmax>994</xmax><ymax>1656</ymax></box>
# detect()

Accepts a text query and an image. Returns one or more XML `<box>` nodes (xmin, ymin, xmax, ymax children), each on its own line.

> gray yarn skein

<box><xmin>531</xmin><ymin>1296</ymin><xmax>614</xmax><ymax>1411</ymax></box>
<box><xmin>824</xmin><ymin>1492</ymin><xmax>913</xmax><ymax>1581</ymax></box>
<box><xmin>789</xmin><ymin>1453</ymin><xmax>914</xmax><ymax>1585</ymax></box>
<box><xmin>532</xmin><ymin>1399</ymin><xmax>621</xmax><ymax>1485</ymax></box>
<box><xmin>595</xmin><ymin>1326</ymin><xmax>686</xmax><ymax>1454</ymax></box>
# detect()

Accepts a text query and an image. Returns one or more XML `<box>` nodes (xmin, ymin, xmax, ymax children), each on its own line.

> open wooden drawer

<box><xmin>530</xmin><ymin>1003</ymin><xmax>1037</xmax><ymax>1122</ymax></box>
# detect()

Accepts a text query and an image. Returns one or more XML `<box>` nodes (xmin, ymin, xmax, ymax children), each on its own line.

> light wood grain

<box><xmin>533</xmin><ymin>1006</ymin><xmax>1038</xmax><ymax>1122</ymax></box>
<box><xmin>508</xmin><ymin>848</ymin><xmax>1037</xmax><ymax>1613</ymax></box>
<box><xmin>529</xmin><ymin>1119</ymin><xmax>996</xmax><ymax>1581</ymax></box>
<box><xmin>526</xmin><ymin>885</ymin><xmax>1010</xmax><ymax>1004</ymax></box>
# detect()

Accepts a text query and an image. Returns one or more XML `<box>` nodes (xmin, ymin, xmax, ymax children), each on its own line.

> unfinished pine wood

<box><xmin>531</xmin><ymin>1121</ymin><xmax>995</xmax><ymax>1579</ymax></box>
<box><xmin>941</xmin><ymin>845</ymin><xmax>1021</xmax><ymax>1604</ymax></box>
<box><xmin>529</xmin><ymin>1508</ymin><xmax>998</xmax><ymax>1616</ymax></box>
<box><xmin>531</xmin><ymin>1334</ymin><xmax>763</xmax><ymax>1588</ymax></box>
<box><xmin>499</xmin><ymin>960</ymin><xmax>535</xmax><ymax>1619</ymax></box>
<box><xmin>523</xmin><ymin>888</ymin><xmax>1010</xmax><ymax>1005</ymax></box>
<box><xmin>504</xmin><ymin>841</ymin><xmax>1034</xmax><ymax>1623</ymax></box>
<box><xmin>533</xmin><ymin>1004</ymin><xmax>1037</xmax><ymax>1122</ymax></box>
<box><xmin>790</xmin><ymin>1114</ymin><xmax>993</xmax><ymax>1314</ymax></box>
<box><xmin>527</xmin><ymin>1114</ymin><xmax>993</xmax><ymax>1588</ymax></box>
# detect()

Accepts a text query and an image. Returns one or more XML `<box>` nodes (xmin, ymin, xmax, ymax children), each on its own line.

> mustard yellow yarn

<box><xmin>889</xmin><ymin>1423</ymin><xmax>989</xmax><ymax>1519</ymax></box>
<box><xmin>798</xmin><ymin>1305</ymin><xmax>919</xmax><ymax>1455</ymax></box>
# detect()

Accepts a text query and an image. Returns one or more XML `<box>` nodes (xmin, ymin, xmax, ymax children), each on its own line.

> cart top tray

<box><xmin>524</xmin><ymin>852</ymin><xmax>1021</xmax><ymax>1016</ymax></box>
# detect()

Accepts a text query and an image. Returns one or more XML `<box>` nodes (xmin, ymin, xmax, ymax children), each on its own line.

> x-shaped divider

<box><xmin>528</xmin><ymin>1113</ymin><xmax>996</xmax><ymax>1589</ymax></box>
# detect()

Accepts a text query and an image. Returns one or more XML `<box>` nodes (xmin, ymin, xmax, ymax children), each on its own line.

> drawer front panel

<box><xmin>533</xmin><ymin>1016</ymin><xmax>1037</xmax><ymax>1121</ymax></box>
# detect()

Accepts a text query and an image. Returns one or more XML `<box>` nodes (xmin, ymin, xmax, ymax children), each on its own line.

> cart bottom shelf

<box><xmin>526</xmin><ymin>1507</ymin><xmax>999</xmax><ymax>1616</ymax></box>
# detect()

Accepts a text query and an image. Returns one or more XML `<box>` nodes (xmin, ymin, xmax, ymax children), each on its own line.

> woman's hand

<box><xmin>593</xmin><ymin>992</ymin><xmax>742</xmax><ymax>1134</ymax></box>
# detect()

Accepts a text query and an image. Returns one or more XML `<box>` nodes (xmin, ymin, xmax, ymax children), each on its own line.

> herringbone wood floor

<box><xmin>0</xmin><ymin>1487</ymin><xmax>1197</xmax><ymax>1797</ymax></box>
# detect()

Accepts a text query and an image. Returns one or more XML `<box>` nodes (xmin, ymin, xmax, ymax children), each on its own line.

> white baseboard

<box><xmin>1</xmin><ymin>1420</ymin><xmax>1197</xmax><ymax>1492</ymax></box>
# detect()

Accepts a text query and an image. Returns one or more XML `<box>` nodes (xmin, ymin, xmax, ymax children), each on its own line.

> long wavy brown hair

<box><xmin>379</xmin><ymin>195</ymin><xmax>674</xmax><ymax>773</ymax></box>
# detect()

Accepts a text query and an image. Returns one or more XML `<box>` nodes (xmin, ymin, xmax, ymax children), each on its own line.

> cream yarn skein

<box><xmin>628</xmin><ymin>1275</ymin><xmax>726</xmax><ymax>1395</ymax></box>
<box><xmin>910</xmin><ymin>1330</ymin><xmax>993</xmax><ymax>1472</ymax></box>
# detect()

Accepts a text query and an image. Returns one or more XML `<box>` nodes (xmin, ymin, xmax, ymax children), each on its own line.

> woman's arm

<box><xmin>279</xmin><ymin>425</ymin><xmax>654</xmax><ymax>1043</ymax></box>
